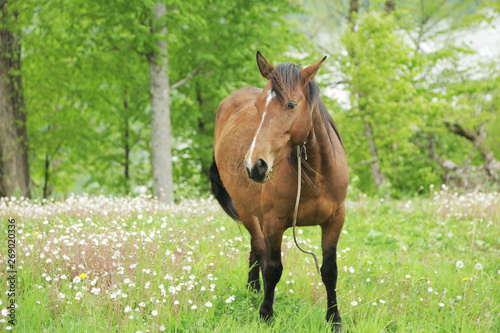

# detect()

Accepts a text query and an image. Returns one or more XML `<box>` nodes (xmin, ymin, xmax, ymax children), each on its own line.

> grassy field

<box><xmin>1</xmin><ymin>189</ymin><xmax>499</xmax><ymax>332</ymax></box>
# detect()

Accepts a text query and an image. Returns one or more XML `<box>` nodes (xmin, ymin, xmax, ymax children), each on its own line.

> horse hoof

<box><xmin>259</xmin><ymin>303</ymin><xmax>273</xmax><ymax>323</ymax></box>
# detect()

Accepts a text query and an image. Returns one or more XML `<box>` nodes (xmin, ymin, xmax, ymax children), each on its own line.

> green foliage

<box><xmin>4</xmin><ymin>0</ymin><xmax>499</xmax><ymax>198</ymax></box>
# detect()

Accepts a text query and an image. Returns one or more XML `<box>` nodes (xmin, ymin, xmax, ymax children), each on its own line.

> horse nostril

<box><xmin>256</xmin><ymin>159</ymin><xmax>268</xmax><ymax>177</ymax></box>
<box><xmin>245</xmin><ymin>165</ymin><xmax>252</xmax><ymax>177</ymax></box>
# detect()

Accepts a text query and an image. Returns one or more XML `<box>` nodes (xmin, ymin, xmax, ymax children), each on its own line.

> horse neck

<box><xmin>304</xmin><ymin>106</ymin><xmax>336</xmax><ymax>181</ymax></box>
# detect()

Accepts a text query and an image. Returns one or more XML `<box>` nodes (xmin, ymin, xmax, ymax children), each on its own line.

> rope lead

<box><xmin>292</xmin><ymin>144</ymin><xmax>321</xmax><ymax>275</ymax></box>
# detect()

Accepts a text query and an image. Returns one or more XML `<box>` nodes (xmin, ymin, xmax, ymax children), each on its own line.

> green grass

<box><xmin>0</xmin><ymin>191</ymin><xmax>499</xmax><ymax>332</ymax></box>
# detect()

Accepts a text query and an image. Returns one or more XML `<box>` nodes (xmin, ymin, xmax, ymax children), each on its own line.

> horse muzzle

<box><xmin>245</xmin><ymin>159</ymin><xmax>269</xmax><ymax>183</ymax></box>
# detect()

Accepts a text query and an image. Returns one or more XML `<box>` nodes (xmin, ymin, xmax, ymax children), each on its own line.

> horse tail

<box><xmin>209</xmin><ymin>153</ymin><xmax>241</xmax><ymax>221</ymax></box>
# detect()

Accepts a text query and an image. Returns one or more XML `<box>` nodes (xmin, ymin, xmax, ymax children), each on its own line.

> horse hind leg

<box><xmin>321</xmin><ymin>205</ymin><xmax>345</xmax><ymax>332</ymax></box>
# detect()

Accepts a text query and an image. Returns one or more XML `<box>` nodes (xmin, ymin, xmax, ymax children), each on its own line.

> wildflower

<box><xmin>160</xmin><ymin>326</ymin><xmax>165</xmax><ymax>331</ymax></box>
<box><xmin>348</xmin><ymin>267</ymin><xmax>355</xmax><ymax>273</ymax></box>
<box><xmin>205</xmin><ymin>301</ymin><xmax>213</xmax><ymax>308</ymax></box>
<box><xmin>151</xmin><ymin>310</ymin><xmax>158</xmax><ymax>316</ymax></box>
<box><xmin>439</xmin><ymin>303</ymin><xmax>445</xmax><ymax>307</ymax></box>
<box><xmin>139</xmin><ymin>302</ymin><xmax>146</xmax><ymax>307</ymax></box>
<box><xmin>174</xmin><ymin>300</ymin><xmax>179</xmax><ymax>305</ymax></box>
<box><xmin>125</xmin><ymin>306</ymin><xmax>131</xmax><ymax>313</ymax></box>
<box><xmin>73</xmin><ymin>276</ymin><xmax>81</xmax><ymax>284</ymax></box>
<box><xmin>379</xmin><ymin>300</ymin><xmax>386</xmax><ymax>304</ymax></box>
<box><xmin>2</xmin><ymin>309</ymin><xmax>8</xmax><ymax>316</ymax></box>
<box><xmin>46</xmin><ymin>276</ymin><xmax>52</xmax><ymax>282</ymax></box>
<box><xmin>456</xmin><ymin>260</ymin><xmax>464</xmax><ymax>268</ymax></box>
<box><xmin>225</xmin><ymin>295</ymin><xmax>235</xmax><ymax>304</ymax></box>
<box><xmin>75</xmin><ymin>292</ymin><xmax>83</xmax><ymax>300</ymax></box>
<box><xmin>405</xmin><ymin>275</ymin><xmax>411</xmax><ymax>279</ymax></box>
<box><xmin>191</xmin><ymin>305</ymin><xmax>197</xmax><ymax>310</ymax></box>
<box><xmin>474</xmin><ymin>263</ymin><xmax>483</xmax><ymax>270</ymax></box>
<box><xmin>463</xmin><ymin>277</ymin><xmax>469</xmax><ymax>281</ymax></box>
<box><xmin>350</xmin><ymin>301</ymin><xmax>358</xmax><ymax>306</ymax></box>
<box><xmin>79</xmin><ymin>273</ymin><xmax>87</xmax><ymax>279</ymax></box>
<box><xmin>58</xmin><ymin>293</ymin><xmax>65</xmax><ymax>299</ymax></box>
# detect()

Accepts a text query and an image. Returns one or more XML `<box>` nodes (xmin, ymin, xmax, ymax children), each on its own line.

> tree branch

<box><xmin>171</xmin><ymin>61</ymin><xmax>205</xmax><ymax>90</ymax></box>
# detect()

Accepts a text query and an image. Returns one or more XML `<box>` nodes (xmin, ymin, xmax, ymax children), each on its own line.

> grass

<box><xmin>0</xmin><ymin>189</ymin><xmax>499</xmax><ymax>332</ymax></box>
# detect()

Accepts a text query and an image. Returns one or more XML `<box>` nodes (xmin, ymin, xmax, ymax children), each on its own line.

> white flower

<box><xmin>159</xmin><ymin>325</ymin><xmax>165</xmax><ymax>331</ymax></box>
<box><xmin>45</xmin><ymin>276</ymin><xmax>52</xmax><ymax>282</ymax></box>
<box><xmin>151</xmin><ymin>310</ymin><xmax>158</xmax><ymax>316</ymax></box>
<box><xmin>439</xmin><ymin>303</ymin><xmax>445</xmax><ymax>307</ymax></box>
<box><xmin>124</xmin><ymin>306</ymin><xmax>131</xmax><ymax>313</ymax></box>
<box><xmin>75</xmin><ymin>292</ymin><xmax>83</xmax><ymax>300</ymax></box>
<box><xmin>350</xmin><ymin>301</ymin><xmax>358</xmax><ymax>306</ymax></box>
<box><xmin>348</xmin><ymin>267</ymin><xmax>355</xmax><ymax>273</ymax></box>
<box><xmin>405</xmin><ymin>275</ymin><xmax>411</xmax><ymax>279</ymax></box>
<box><xmin>428</xmin><ymin>287</ymin><xmax>433</xmax><ymax>292</ymax></box>
<box><xmin>456</xmin><ymin>260</ymin><xmax>464</xmax><ymax>268</ymax></box>
<box><xmin>60</xmin><ymin>275</ymin><xmax>67</xmax><ymax>280</ymax></box>
<box><xmin>139</xmin><ymin>302</ymin><xmax>145</xmax><ymax>307</ymax></box>
<box><xmin>2</xmin><ymin>309</ymin><xmax>8</xmax><ymax>316</ymax></box>
<box><xmin>58</xmin><ymin>293</ymin><xmax>65</xmax><ymax>299</ymax></box>
<box><xmin>191</xmin><ymin>305</ymin><xmax>197</xmax><ymax>310</ymax></box>
<box><xmin>205</xmin><ymin>301</ymin><xmax>213</xmax><ymax>308</ymax></box>
<box><xmin>475</xmin><ymin>263</ymin><xmax>483</xmax><ymax>270</ymax></box>
<box><xmin>225</xmin><ymin>295</ymin><xmax>235</xmax><ymax>304</ymax></box>
<box><xmin>73</xmin><ymin>276</ymin><xmax>81</xmax><ymax>283</ymax></box>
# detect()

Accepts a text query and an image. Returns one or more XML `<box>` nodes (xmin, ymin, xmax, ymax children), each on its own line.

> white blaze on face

<box><xmin>246</xmin><ymin>89</ymin><xmax>275</xmax><ymax>168</ymax></box>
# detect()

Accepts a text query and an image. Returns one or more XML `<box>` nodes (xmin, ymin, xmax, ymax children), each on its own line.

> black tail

<box><xmin>210</xmin><ymin>154</ymin><xmax>240</xmax><ymax>221</ymax></box>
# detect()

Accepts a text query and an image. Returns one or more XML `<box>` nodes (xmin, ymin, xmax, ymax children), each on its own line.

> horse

<box><xmin>210</xmin><ymin>51</ymin><xmax>349</xmax><ymax>331</ymax></box>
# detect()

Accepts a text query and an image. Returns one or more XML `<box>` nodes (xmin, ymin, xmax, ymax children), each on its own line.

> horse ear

<box><xmin>301</xmin><ymin>56</ymin><xmax>327</xmax><ymax>85</ymax></box>
<box><xmin>256</xmin><ymin>51</ymin><xmax>275</xmax><ymax>79</ymax></box>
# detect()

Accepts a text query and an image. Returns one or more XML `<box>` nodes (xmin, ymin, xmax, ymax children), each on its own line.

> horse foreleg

<box><xmin>242</xmin><ymin>215</ymin><xmax>265</xmax><ymax>292</ymax></box>
<box><xmin>321</xmin><ymin>205</ymin><xmax>345</xmax><ymax>332</ymax></box>
<box><xmin>248</xmin><ymin>247</ymin><xmax>261</xmax><ymax>292</ymax></box>
<box><xmin>259</xmin><ymin>225</ymin><xmax>284</xmax><ymax>322</ymax></box>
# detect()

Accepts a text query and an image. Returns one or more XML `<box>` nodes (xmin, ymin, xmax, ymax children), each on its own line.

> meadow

<box><xmin>0</xmin><ymin>188</ymin><xmax>499</xmax><ymax>332</ymax></box>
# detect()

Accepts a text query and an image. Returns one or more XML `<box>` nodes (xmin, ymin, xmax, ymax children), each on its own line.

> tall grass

<box><xmin>1</xmin><ymin>189</ymin><xmax>499</xmax><ymax>332</ymax></box>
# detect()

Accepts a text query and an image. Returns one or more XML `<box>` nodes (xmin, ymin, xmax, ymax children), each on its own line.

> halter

<box><xmin>292</xmin><ymin>142</ymin><xmax>320</xmax><ymax>274</ymax></box>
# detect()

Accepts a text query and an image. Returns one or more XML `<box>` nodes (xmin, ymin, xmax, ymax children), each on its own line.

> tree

<box><xmin>0</xmin><ymin>0</ymin><xmax>30</xmax><ymax>198</ymax></box>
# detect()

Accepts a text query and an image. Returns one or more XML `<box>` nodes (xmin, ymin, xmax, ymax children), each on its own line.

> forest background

<box><xmin>1</xmin><ymin>0</ymin><xmax>499</xmax><ymax>203</ymax></box>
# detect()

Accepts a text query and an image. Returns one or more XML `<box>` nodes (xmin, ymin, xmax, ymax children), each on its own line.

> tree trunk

<box><xmin>149</xmin><ymin>2</ymin><xmax>173</xmax><ymax>204</ymax></box>
<box><xmin>0</xmin><ymin>0</ymin><xmax>30</xmax><ymax>198</ymax></box>
<box><xmin>123</xmin><ymin>94</ymin><xmax>130</xmax><ymax>194</ymax></box>
<box><xmin>445</xmin><ymin>122</ymin><xmax>500</xmax><ymax>181</ymax></box>
<box><xmin>364</xmin><ymin>120</ymin><xmax>387</xmax><ymax>190</ymax></box>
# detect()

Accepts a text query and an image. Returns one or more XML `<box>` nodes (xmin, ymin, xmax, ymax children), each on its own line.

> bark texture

<box><xmin>0</xmin><ymin>0</ymin><xmax>30</xmax><ymax>198</ymax></box>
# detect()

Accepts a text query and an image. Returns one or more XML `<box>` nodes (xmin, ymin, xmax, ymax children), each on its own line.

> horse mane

<box><xmin>270</xmin><ymin>62</ymin><xmax>345</xmax><ymax>186</ymax></box>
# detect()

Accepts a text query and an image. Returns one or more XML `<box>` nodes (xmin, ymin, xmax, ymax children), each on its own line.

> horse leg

<box><xmin>241</xmin><ymin>214</ymin><xmax>265</xmax><ymax>292</ymax></box>
<box><xmin>321</xmin><ymin>205</ymin><xmax>345</xmax><ymax>332</ymax></box>
<box><xmin>259</xmin><ymin>224</ymin><xmax>284</xmax><ymax>322</ymax></box>
<box><xmin>248</xmin><ymin>249</ymin><xmax>261</xmax><ymax>292</ymax></box>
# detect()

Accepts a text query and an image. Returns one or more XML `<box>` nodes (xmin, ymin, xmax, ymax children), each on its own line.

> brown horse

<box><xmin>210</xmin><ymin>51</ymin><xmax>349</xmax><ymax>331</ymax></box>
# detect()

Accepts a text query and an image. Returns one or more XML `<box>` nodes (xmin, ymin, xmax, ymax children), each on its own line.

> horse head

<box><xmin>244</xmin><ymin>51</ymin><xmax>326</xmax><ymax>183</ymax></box>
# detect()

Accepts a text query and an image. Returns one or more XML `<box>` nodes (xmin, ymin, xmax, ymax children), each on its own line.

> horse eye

<box><xmin>286</xmin><ymin>102</ymin><xmax>297</xmax><ymax>110</ymax></box>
